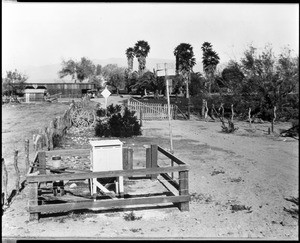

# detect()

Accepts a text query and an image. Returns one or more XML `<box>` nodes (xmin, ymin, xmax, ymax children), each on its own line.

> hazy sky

<box><xmin>2</xmin><ymin>2</ymin><xmax>299</xmax><ymax>72</ymax></box>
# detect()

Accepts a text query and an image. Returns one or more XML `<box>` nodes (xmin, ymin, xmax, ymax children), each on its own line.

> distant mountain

<box><xmin>23</xmin><ymin>57</ymin><xmax>226</xmax><ymax>83</ymax></box>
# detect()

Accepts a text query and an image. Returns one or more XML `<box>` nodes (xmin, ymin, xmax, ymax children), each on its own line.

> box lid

<box><xmin>89</xmin><ymin>139</ymin><xmax>123</xmax><ymax>147</ymax></box>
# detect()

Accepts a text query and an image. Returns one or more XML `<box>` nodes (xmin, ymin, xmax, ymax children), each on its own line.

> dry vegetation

<box><xmin>2</xmin><ymin>97</ymin><xmax>298</xmax><ymax>239</ymax></box>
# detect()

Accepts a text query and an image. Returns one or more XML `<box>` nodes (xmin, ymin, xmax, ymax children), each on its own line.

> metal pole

<box><xmin>165</xmin><ymin>63</ymin><xmax>173</xmax><ymax>154</ymax></box>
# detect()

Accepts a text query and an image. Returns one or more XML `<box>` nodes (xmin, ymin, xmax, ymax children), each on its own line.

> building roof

<box><xmin>24</xmin><ymin>89</ymin><xmax>46</xmax><ymax>94</ymax></box>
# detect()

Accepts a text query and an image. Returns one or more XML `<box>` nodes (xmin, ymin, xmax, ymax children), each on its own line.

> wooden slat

<box><xmin>28</xmin><ymin>195</ymin><xmax>190</xmax><ymax>213</ymax></box>
<box><xmin>160</xmin><ymin>172</ymin><xmax>179</xmax><ymax>190</ymax></box>
<box><xmin>45</xmin><ymin>148</ymin><xmax>90</xmax><ymax>157</ymax></box>
<box><xmin>27</xmin><ymin>165</ymin><xmax>189</xmax><ymax>183</ymax></box>
<box><xmin>157</xmin><ymin>146</ymin><xmax>186</xmax><ymax>165</ymax></box>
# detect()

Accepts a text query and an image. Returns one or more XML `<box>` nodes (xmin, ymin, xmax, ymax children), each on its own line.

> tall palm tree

<box><xmin>173</xmin><ymin>43</ymin><xmax>196</xmax><ymax>99</ymax></box>
<box><xmin>133</xmin><ymin>40</ymin><xmax>150</xmax><ymax>76</ymax></box>
<box><xmin>125</xmin><ymin>47</ymin><xmax>135</xmax><ymax>72</ymax></box>
<box><xmin>201</xmin><ymin>42</ymin><xmax>220</xmax><ymax>93</ymax></box>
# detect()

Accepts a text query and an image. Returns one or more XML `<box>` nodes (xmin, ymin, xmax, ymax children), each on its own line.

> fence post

<box><xmin>37</xmin><ymin>151</ymin><xmax>46</xmax><ymax>175</ymax></box>
<box><xmin>128</xmin><ymin>147</ymin><xmax>133</xmax><ymax>170</ymax></box>
<box><xmin>140</xmin><ymin>108</ymin><xmax>143</xmax><ymax>126</ymax></box>
<box><xmin>25</xmin><ymin>139</ymin><xmax>30</xmax><ymax>173</ymax></box>
<box><xmin>2</xmin><ymin>158</ymin><xmax>8</xmax><ymax>204</ymax></box>
<box><xmin>179</xmin><ymin>170</ymin><xmax>189</xmax><ymax>211</ymax></box>
<box><xmin>14</xmin><ymin>150</ymin><xmax>20</xmax><ymax>192</ymax></box>
<box><xmin>29</xmin><ymin>182</ymin><xmax>39</xmax><ymax>221</ymax></box>
<box><xmin>150</xmin><ymin>145</ymin><xmax>158</xmax><ymax>180</ymax></box>
<box><xmin>49</xmin><ymin>120</ymin><xmax>55</xmax><ymax>150</ymax></box>
<box><xmin>146</xmin><ymin>146</ymin><xmax>151</xmax><ymax>178</ymax></box>
<box><xmin>122</xmin><ymin>147</ymin><xmax>129</xmax><ymax>170</ymax></box>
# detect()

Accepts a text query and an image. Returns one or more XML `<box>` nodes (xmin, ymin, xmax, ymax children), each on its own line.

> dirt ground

<box><xmin>1</xmin><ymin>97</ymin><xmax>299</xmax><ymax>240</ymax></box>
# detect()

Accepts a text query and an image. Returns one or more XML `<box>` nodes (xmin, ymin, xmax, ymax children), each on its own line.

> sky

<box><xmin>2</xmin><ymin>2</ymin><xmax>299</xmax><ymax>73</ymax></box>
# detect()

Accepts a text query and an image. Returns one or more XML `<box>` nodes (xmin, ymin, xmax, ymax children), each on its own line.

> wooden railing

<box><xmin>26</xmin><ymin>145</ymin><xmax>189</xmax><ymax>220</ymax></box>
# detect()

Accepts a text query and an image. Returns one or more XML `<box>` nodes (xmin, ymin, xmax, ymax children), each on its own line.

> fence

<box><xmin>2</xmin><ymin>101</ymin><xmax>78</xmax><ymax>211</ymax></box>
<box><xmin>26</xmin><ymin>145</ymin><xmax>190</xmax><ymax>220</ymax></box>
<box><xmin>127</xmin><ymin>98</ymin><xmax>178</xmax><ymax>120</ymax></box>
<box><xmin>32</xmin><ymin>102</ymin><xmax>75</xmax><ymax>151</ymax></box>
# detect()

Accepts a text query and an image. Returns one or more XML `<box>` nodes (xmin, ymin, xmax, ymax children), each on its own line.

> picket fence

<box><xmin>127</xmin><ymin>98</ymin><xmax>178</xmax><ymax>120</ymax></box>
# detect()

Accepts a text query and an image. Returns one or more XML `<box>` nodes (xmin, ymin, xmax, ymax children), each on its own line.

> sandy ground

<box><xmin>1</xmin><ymin>97</ymin><xmax>299</xmax><ymax>240</ymax></box>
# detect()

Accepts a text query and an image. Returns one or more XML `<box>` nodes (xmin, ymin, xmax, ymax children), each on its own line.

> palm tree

<box><xmin>125</xmin><ymin>47</ymin><xmax>135</xmax><ymax>72</ymax></box>
<box><xmin>201</xmin><ymin>42</ymin><xmax>220</xmax><ymax>93</ymax></box>
<box><xmin>133</xmin><ymin>40</ymin><xmax>150</xmax><ymax>76</ymax></box>
<box><xmin>173</xmin><ymin>43</ymin><xmax>196</xmax><ymax>99</ymax></box>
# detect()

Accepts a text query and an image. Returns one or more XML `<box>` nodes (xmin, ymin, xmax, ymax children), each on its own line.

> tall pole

<box><xmin>187</xmin><ymin>72</ymin><xmax>191</xmax><ymax>120</ymax></box>
<box><xmin>165</xmin><ymin>63</ymin><xmax>173</xmax><ymax>154</ymax></box>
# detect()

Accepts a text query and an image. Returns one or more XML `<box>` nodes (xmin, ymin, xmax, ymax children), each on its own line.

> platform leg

<box><xmin>118</xmin><ymin>176</ymin><xmax>124</xmax><ymax>198</ymax></box>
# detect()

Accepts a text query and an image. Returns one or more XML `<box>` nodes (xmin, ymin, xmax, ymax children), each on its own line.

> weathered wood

<box><xmin>157</xmin><ymin>146</ymin><xmax>185</xmax><ymax>165</ymax></box>
<box><xmin>146</xmin><ymin>147</ymin><xmax>151</xmax><ymax>177</ymax></box>
<box><xmin>28</xmin><ymin>152</ymin><xmax>39</xmax><ymax>174</ymax></box>
<box><xmin>151</xmin><ymin>144</ymin><xmax>158</xmax><ymax>179</ymax></box>
<box><xmin>160</xmin><ymin>172</ymin><xmax>180</xmax><ymax>190</ymax></box>
<box><xmin>28</xmin><ymin>182</ymin><xmax>39</xmax><ymax>221</ymax></box>
<box><xmin>2</xmin><ymin>158</ymin><xmax>8</xmax><ymax>202</ymax></box>
<box><xmin>14</xmin><ymin>150</ymin><xmax>20</xmax><ymax>191</ymax></box>
<box><xmin>45</xmin><ymin>148</ymin><xmax>90</xmax><ymax>157</ymax></box>
<box><xmin>231</xmin><ymin>104</ymin><xmax>234</xmax><ymax>122</ymax></box>
<box><xmin>28</xmin><ymin>195</ymin><xmax>190</xmax><ymax>213</ymax></box>
<box><xmin>128</xmin><ymin>147</ymin><xmax>133</xmax><ymax>170</ymax></box>
<box><xmin>49</xmin><ymin>120</ymin><xmax>55</xmax><ymax>150</ymax></box>
<box><xmin>27</xmin><ymin>165</ymin><xmax>189</xmax><ymax>183</ymax></box>
<box><xmin>37</xmin><ymin>151</ymin><xmax>46</xmax><ymax>175</ymax></box>
<box><xmin>122</xmin><ymin>147</ymin><xmax>129</xmax><ymax>170</ymax></box>
<box><xmin>25</xmin><ymin>139</ymin><xmax>30</xmax><ymax>173</ymax></box>
<box><xmin>179</xmin><ymin>170</ymin><xmax>189</xmax><ymax>211</ymax></box>
<box><xmin>140</xmin><ymin>108</ymin><xmax>143</xmax><ymax>126</ymax></box>
<box><xmin>248</xmin><ymin>107</ymin><xmax>252</xmax><ymax>127</ymax></box>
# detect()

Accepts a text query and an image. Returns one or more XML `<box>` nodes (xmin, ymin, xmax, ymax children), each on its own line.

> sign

<box><xmin>101</xmin><ymin>87</ymin><xmax>111</xmax><ymax>98</ymax></box>
<box><xmin>101</xmin><ymin>87</ymin><xmax>111</xmax><ymax>113</ymax></box>
<box><xmin>156</xmin><ymin>63</ymin><xmax>176</xmax><ymax>77</ymax></box>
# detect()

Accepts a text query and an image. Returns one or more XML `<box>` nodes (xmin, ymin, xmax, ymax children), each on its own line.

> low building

<box><xmin>24</xmin><ymin>88</ymin><xmax>46</xmax><ymax>102</ymax></box>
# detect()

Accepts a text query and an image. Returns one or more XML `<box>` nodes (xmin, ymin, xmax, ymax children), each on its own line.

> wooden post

<box><xmin>29</xmin><ymin>182</ymin><xmax>39</xmax><ymax>221</ymax></box>
<box><xmin>25</xmin><ymin>139</ymin><xmax>30</xmax><ymax>173</ymax></box>
<box><xmin>14</xmin><ymin>150</ymin><xmax>20</xmax><ymax>192</ymax></box>
<box><xmin>122</xmin><ymin>147</ymin><xmax>129</xmax><ymax>170</ymax></box>
<box><xmin>49</xmin><ymin>120</ymin><xmax>55</xmax><ymax>150</ymax></box>
<box><xmin>37</xmin><ymin>151</ymin><xmax>46</xmax><ymax>175</ymax></box>
<box><xmin>128</xmin><ymin>147</ymin><xmax>133</xmax><ymax>170</ymax></box>
<box><xmin>271</xmin><ymin>106</ymin><xmax>276</xmax><ymax>133</ymax></box>
<box><xmin>146</xmin><ymin>146</ymin><xmax>151</xmax><ymax>178</ymax></box>
<box><xmin>179</xmin><ymin>170</ymin><xmax>189</xmax><ymax>211</ymax></box>
<box><xmin>150</xmin><ymin>145</ymin><xmax>158</xmax><ymax>180</ymax></box>
<box><xmin>140</xmin><ymin>108</ymin><xmax>143</xmax><ymax>126</ymax></box>
<box><xmin>231</xmin><ymin>104</ymin><xmax>234</xmax><ymax>122</ymax></box>
<box><xmin>204</xmin><ymin>100</ymin><xmax>208</xmax><ymax>122</ymax></box>
<box><xmin>248</xmin><ymin>108</ymin><xmax>252</xmax><ymax>127</ymax></box>
<box><xmin>2</xmin><ymin>158</ymin><xmax>8</xmax><ymax>203</ymax></box>
<box><xmin>201</xmin><ymin>99</ymin><xmax>205</xmax><ymax>118</ymax></box>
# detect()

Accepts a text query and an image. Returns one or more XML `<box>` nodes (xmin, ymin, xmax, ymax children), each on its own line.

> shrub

<box><xmin>94</xmin><ymin>105</ymin><xmax>142</xmax><ymax>138</ymax></box>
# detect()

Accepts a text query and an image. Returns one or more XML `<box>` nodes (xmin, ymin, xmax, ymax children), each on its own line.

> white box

<box><xmin>89</xmin><ymin>140</ymin><xmax>123</xmax><ymax>172</ymax></box>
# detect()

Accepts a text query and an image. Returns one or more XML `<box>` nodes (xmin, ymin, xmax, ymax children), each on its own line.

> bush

<box><xmin>94</xmin><ymin>105</ymin><xmax>142</xmax><ymax>138</ymax></box>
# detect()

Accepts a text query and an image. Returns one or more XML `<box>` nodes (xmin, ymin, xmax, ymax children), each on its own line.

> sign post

<box><xmin>101</xmin><ymin>86</ymin><xmax>111</xmax><ymax>116</ymax></box>
<box><xmin>157</xmin><ymin>63</ymin><xmax>175</xmax><ymax>154</ymax></box>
